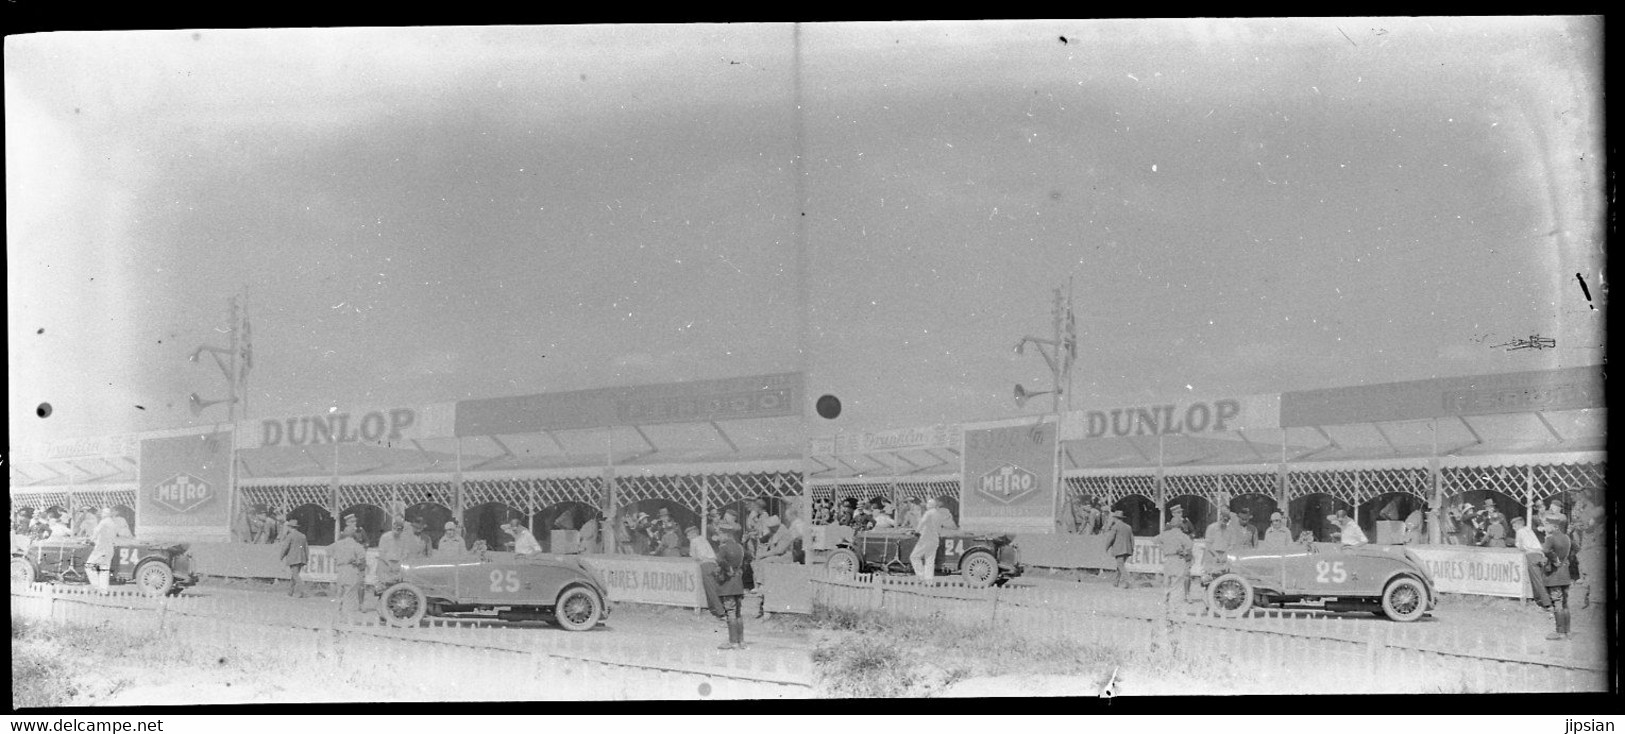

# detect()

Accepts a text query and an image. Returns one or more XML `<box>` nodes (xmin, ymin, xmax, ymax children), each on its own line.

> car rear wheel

<box><xmin>11</xmin><ymin>557</ymin><xmax>37</xmax><ymax>587</ymax></box>
<box><xmin>959</xmin><ymin>551</ymin><xmax>999</xmax><ymax>588</ymax></box>
<box><xmin>1206</xmin><ymin>573</ymin><xmax>1254</xmax><ymax>618</ymax></box>
<box><xmin>554</xmin><ymin>586</ymin><xmax>603</xmax><ymax>631</ymax></box>
<box><xmin>134</xmin><ymin>561</ymin><xmax>175</xmax><ymax>597</ymax></box>
<box><xmin>380</xmin><ymin>582</ymin><xmax>428</xmax><ymax>628</ymax></box>
<box><xmin>1381</xmin><ymin>576</ymin><xmax>1427</xmax><ymax>622</ymax></box>
<box><xmin>825</xmin><ymin>548</ymin><xmax>861</xmax><ymax>578</ymax></box>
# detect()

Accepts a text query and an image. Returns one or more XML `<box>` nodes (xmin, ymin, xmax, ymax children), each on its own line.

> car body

<box><xmin>824</xmin><ymin>528</ymin><xmax>1024</xmax><ymax>587</ymax></box>
<box><xmin>377</xmin><ymin>551</ymin><xmax>611</xmax><ymax>630</ymax></box>
<box><xmin>1204</xmin><ymin>541</ymin><xmax>1438</xmax><ymax>621</ymax></box>
<box><xmin>10</xmin><ymin>536</ymin><xmax>198</xmax><ymax>596</ymax></box>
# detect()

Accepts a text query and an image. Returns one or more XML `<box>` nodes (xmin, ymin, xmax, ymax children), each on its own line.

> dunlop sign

<box><xmin>1060</xmin><ymin>394</ymin><xmax>1282</xmax><ymax>440</ymax></box>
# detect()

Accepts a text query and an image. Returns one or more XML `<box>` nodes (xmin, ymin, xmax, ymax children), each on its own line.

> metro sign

<box><xmin>978</xmin><ymin>463</ymin><xmax>1039</xmax><ymax>505</ymax></box>
<box><xmin>152</xmin><ymin>473</ymin><xmax>216</xmax><ymax>514</ymax></box>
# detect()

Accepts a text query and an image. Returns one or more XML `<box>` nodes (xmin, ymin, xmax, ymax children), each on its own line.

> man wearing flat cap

<box><xmin>278</xmin><ymin>517</ymin><xmax>309</xmax><ymax>598</ymax></box>
<box><xmin>1105</xmin><ymin>509</ymin><xmax>1135</xmax><ymax>588</ymax></box>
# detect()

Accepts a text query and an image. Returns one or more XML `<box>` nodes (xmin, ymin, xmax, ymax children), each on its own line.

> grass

<box><xmin>13</xmin><ymin>615</ymin><xmax>76</xmax><ymax>709</ymax></box>
<box><xmin>10</xmin><ymin>611</ymin><xmax>319</xmax><ymax>708</ymax></box>
<box><xmin>806</xmin><ymin>603</ymin><xmax>1191</xmax><ymax>697</ymax></box>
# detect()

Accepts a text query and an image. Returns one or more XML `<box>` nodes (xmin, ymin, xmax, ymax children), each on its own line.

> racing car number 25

<box><xmin>1315</xmin><ymin>561</ymin><xmax>1348</xmax><ymax>584</ymax></box>
<box><xmin>489</xmin><ymin>569</ymin><xmax>521</xmax><ymax>592</ymax></box>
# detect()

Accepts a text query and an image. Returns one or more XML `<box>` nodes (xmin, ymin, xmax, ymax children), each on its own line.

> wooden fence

<box><xmin>11</xmin><ymin>583</ymin><xmax>811</xmax><ymax>700</ymax></box>
<box><xmin>810</xmin><ymin>574</ymin><xmax>1607</xmax><ymax>694</ymax></box>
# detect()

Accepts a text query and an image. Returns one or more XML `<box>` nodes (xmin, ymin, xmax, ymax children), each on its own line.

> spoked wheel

<box><xmin>1206</xmin><ymin>573</ymin><xmax>1255</xmax><ymax>618</ymax></box>
<box><xmin>134</xmin><ymin>561</ymin><xmax>176</xmax><ymax>597</ymax></box>
<box><xmin>379</xmin><ymin>583</ymin><xmax>428</xmax><ymax>628</ymax></box>
<box><xmin>959</xmin><ymin>551</ymin><xmax>999</xmax><ymax>588</ymax></box>
<box><xmin>825</xmin><ymin>548</ymin><xmax>861</xmax><ymax>578</ymax></box>
<box><xmin>554</xmin><ymin>586</ymin><xmax>603</xmax><ymax>631</ymax></box>
<box><xmin>11</xmin><ymin>557</ymin><xmax>37</xmax><ymax>587</ymax></box>
<box><xmin>1381</xmin><ymin>577</ymin><xmax>1427</xmax><ymax>622</ymax></box>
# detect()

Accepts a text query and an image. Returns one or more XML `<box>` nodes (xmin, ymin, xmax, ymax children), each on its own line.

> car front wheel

<box><xmin>380</xmin><ymin>583</ymin><xmax>428</xmax><ymax>628</ymax></box>
<box><xmin>1380</xmin><ymin>576</ymin><xmax>1427</xmax><ymax>622</ymax></box>
<box><xmin>825</xmin><ymin>548</ymin><xmax>861</xmax><ymax>579</ymax></box>
<box><xmin>959</xmin><ymin>551</ymin><xmax>999</xmax><ymax>588</ymax></box>
<box><xmin>134</xmin><ymin>561</ymin><xmax>175</xmax><ymax>597</ymax></box>
<box><xmin>11</xmin><ymin>557</ymin><xmax>37</xmax><ymax>587</ymax></box>
<box><xmin>1206</xmin><ymin>573</ymin><xmax>1254</xmax><ymax>618</ymax></box>
<box><xmin>554</xmin><ymin>586</ymin><xmax>603</xmax><ymax>631</ymax></box>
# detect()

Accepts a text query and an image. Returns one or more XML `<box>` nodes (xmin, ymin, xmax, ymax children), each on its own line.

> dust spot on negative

<box><xmin>37</xmin><ymin>328</ymin><xmax>44</xmax><ymax>334</ymax></box>
<box><xmin>697</xmin><ymin>681</ymin><xmax>712</xmax><ymax>696</ymax></box>
<box><xmin>816</xmin><ymin>394</ymin><xmax>842</xmax><ymax>420</ymax></box>
<box><xmin>192</xmin><ymin>33</ymin><xmax>203</xmax><ymax>41</ymax></box>
<box><xmin>1050</xmin><ymin>190</ymin><xmax>1064</xmax><ymax>201</ymax></box>
<box><xmin>37</xmin><ymin>403</ymin><xmax>52</xmax><ymax>418</ymax></box>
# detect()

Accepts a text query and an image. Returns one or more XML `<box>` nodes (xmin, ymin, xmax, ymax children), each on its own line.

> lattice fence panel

<box><xmin>395</xmin><ymin>481</ymin><xmax>455</xmax><ymax>508</ymax></box>
<box><xmin>284</xmin><ymin>484</ymin><xmax>335</xmax><ymax>513</ymax></box>
<box><xmin>614</xmin><ymin>475</ymin><xmax>704</xmax><ymax>514</ymax></box>
<box><xmin>1066</xmin><ymin>475</ymin><xmax>1157</xmax><ymax>505</ymax></box>
<box><xmin>339</xmin><ymin>484</ymin><xmax>401</xmax><ymax>515</ymax></box>
<box><xmin>1531</xmin><ymin>462</ymin><xmax>1606</xmax><ymax>505</ymax></box>
<box><xmin>1441</xmin><ymin>465</ymin><xmax>1529</xmax><ymax>504</ymax></box>
<box><xmin>707</xmin><ymin>472</ymin><xmax>802</xmax><ymax>506</ymax></box>
<box><xmin>1286</xmin><ymin>469</ymin><xmax>1377</xmax><ymax>506</ymax></box>
<box><xmin>1359</xmin><ymin>468</ymin><xmax>1433</xmax><ymax>502</ymax></box>
<box><xmin>52</xmin><ymin>488</ymin><xmax>137</xmax><ymax>513</ymax></box>
<box><xmin>9</xmin><ymin>491</ymin><xmax>71</xmax><ymax>512</ymax></box>
<box><xmin>895</xmin><ymin>480</ymin><xmax>959</xmax><ymax>505</ymax></box>
<box><xmin>462</xmin><ymin>479</ymin><xmax>531</xmax><ymax>513</ymax></box>
<box><xmin>1165</xmin><ymin>474</ymin><xmax>1222</xmax><ymax>501</ymax></box>
<box><xmin>237</xmin><ymin>486</ymin><xmax>286</xmax><ymax>511</ymax></box>
<box><xmin>1215</xmin><ymin>471</ymin><xmax>1282</xmax><ymax>500</ymax></box>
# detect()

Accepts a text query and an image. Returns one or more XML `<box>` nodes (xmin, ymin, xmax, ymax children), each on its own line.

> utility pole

<box><xmin>1013</xmin><ymin>282</ymin><xmax>1078</xmax><ymax>533</ymax></box>
<box><xmin>190</xmin><ymin>291</ymin><xmax>252</xmax><ymax>540</ymax></box>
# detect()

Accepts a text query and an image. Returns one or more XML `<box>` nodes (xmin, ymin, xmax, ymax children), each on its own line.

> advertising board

<box><xmin>959</xmin><ymin>418</ymin><xmax>1058</xmax><ymax>534</ymax></box>
<box><xmin>137</xmin><ymin>430</ymin><xmax>234</xmax><ymax>541</ymax></box>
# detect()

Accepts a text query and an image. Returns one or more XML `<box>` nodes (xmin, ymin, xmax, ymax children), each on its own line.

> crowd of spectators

<box><xmin>10</xmin><ymin>506</ymin><xmax>127</xmax><ymax>554</ymax></box>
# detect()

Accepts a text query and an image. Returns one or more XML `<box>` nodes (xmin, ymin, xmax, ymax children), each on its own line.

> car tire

<box><xmin>554</xmin><ymin>586</ymin><xmax>603</xmax><ymax>632</ymax></box>
<box><xmin>1380</xmin><ymin>576</ymin><xmax>1427</xmax><ymax>622</ymax></box>
<box><xmin>11</xmin><ymin>557</ymin><xmax>37</xmax><ymax>587</ymax></box>
<box><xmin>959</xmin><ymin>551</ymin><xmax>999</xmax><ymax>588</ymax></box>
<box><xmin>825</xmin><ymin>548</ymin><xmax>861</xmax><ymax>579</ymax></box>
<box><xmin>379</xmin><ymin>582</ymin><xmax>428</xmax><ymax>628</ymax></box>
<box><xmin>133</xmin><ymin>561</ymin><xmax>175</xmax><ymax>597</ymax></box>
<box><xmin>1206</xmin><ymin>573</ymin><xmax>1254</xmax><ymax>618</ymax></box>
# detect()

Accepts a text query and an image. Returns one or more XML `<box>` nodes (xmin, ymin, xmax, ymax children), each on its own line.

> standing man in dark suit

<box><xmin>278</xmin><ymin>517</ymin><xmax>309</xmax><ymax>598</ymax></box>
<box><xmin>1105</xmin><ymin>510</ymin><xmax>1135</xmax><ymax>589</ymax></box>
<box><xmin>713</xmin><ymin>523</ymin><xmax>748</xmax><ymax>650</ymax></box>
<box><xmin>1540</xmin><ymin>516</ymin><xmax>1574</xmax><ymax>641</ymax></box>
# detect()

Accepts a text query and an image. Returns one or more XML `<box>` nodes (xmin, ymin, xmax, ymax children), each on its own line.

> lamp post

<box><xmin>1013</xmin><ymin>282</ymin><xmax>1077</xmax><ymax>533</ymax></box>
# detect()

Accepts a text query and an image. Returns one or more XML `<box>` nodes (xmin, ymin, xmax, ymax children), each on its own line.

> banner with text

<box><xmin>456</xmin><ymin>373</ymin><xmax>803</xmax><ymax>435</ymax></box>
<box><xmin>810</xmin><ymin>423</ymin><xmax>963</xmax><ymax>456</ymax></box>
<box><xmin>579</xmin><ymin>555</ymin><xmax>708</xmax><ymax>607</ymax></box>
<box><xmin>137</xmin><ymin>430</ymin><xmax>234</xmax><ymax>540</ymax></box>
<box><xmin>1060</xmin><ymin>394</ymin><xmax>1282</xmax><ymax>440</ymax></box>
<box><xmin>1406</xmin><ymin>545</ymin><xmax>1529</xmax><ymax>599</ymax></box>
<box><xmin>959</xmin><ymin>418</ymin><xmax>1058</xmax><ymax>534</ymax></box>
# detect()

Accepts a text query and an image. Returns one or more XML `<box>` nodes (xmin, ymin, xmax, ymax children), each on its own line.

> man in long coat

<box><xmin>1105</xmin><ymin>510</ymin><xmax>1135</xmax><ymax>588</ymax></box>
<box><xmin>278</xmin><ymin>517</ymin><xmax>309</xmax><ymax>598</ymax></box>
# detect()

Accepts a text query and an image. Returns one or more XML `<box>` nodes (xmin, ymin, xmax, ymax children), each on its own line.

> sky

<box><xmin>6</xmin><ymin>18</ymin><xmax>1606</xmax><ymax>450</ymax></box>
